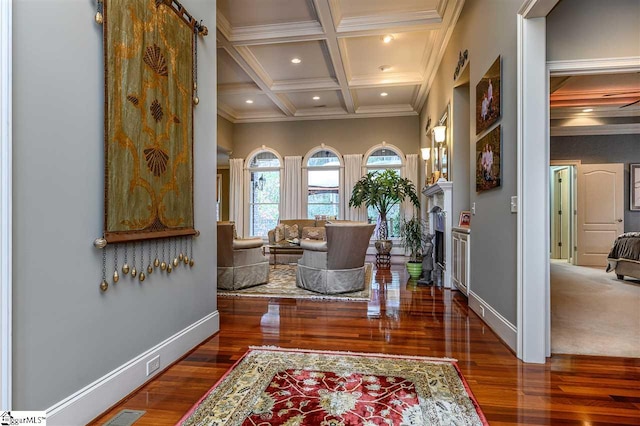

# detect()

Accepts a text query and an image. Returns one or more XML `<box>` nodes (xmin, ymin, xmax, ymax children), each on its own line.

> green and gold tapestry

<box><xmin>104</xmin><ymin>0</ymin><xmax>195</xmax><ymax>243</ymax></box>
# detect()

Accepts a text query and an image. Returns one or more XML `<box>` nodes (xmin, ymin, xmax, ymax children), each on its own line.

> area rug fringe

<box><xmin>218</xmin><ymin>292</ymin><xmax>370</xmax><ymax>302</ymax></box>
<box><xmin>249</xmin><ymin>345</ymin><xmax>458</xmax><ymax>363</ymax></box>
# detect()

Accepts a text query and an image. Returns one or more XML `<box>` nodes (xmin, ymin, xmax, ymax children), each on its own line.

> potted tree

<box><xmin>349</xmin><ymin>169</ymin><xmax>420</xmax><ymax>254</ymax></box>
<box><xmin>400</xmin><ymin>216</ymin><xmax>428</xmax><ymax>279</ymax></box>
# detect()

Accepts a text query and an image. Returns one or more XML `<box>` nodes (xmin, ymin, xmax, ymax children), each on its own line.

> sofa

<box><xmin>267</xmin><ymin>218</ymin><xmax>362</xmax><ymax>265</ymax></box>
<box><xmin>217</xmin><ymin>222</ymin><xmax>269</xmax><ymax>290</ymax></box>
<box><xmin>296</xmin><ymin>223</ymin><xmax>375</xmax><ymax>294</ymax></box>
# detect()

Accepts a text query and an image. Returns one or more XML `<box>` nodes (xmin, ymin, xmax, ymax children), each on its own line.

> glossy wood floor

<box><xmin>91</xmin><ymin>267</ymin><xmax>640</xmax><ymax>425</ymax></box>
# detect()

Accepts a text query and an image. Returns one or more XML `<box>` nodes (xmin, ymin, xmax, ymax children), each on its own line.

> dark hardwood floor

<box><xmin>91</xmin><ymin>267</ymin><xmax>640</xmax><ymax>425</ymax></box>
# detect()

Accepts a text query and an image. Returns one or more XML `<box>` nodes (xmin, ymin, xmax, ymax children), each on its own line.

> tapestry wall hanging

<box><xmin>103</xmin><ymin>0</ymin><xmax>200</xmax><ymax>243</ymax></box>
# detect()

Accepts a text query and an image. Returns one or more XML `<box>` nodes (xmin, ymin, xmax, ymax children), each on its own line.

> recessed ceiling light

<box><xmin>246</xmin><ymin>99</ymin><xmax>254</xmax><ymax>104</ymax></box>
<box><xmin>582</xmin><ymin>108</ymin><xmax>593</xmax><ymax>113</ymax></box>
<box><xmin>313</xmin><ymin>96</ymin><xmax>320</xmax><ymax>100</ymax></box>
<box><xmin>382</xmin><ymin>35</ymin><xmax>394</xmax><ymax>44</ymax></box>
<box><xmin>291</xmin><ymin>58</ymin><xmax>302</xmax><ymax>64</ymax></box>
<box><xmin>380</xmin><ymin>92</ymin><xmax>388</xmax><ymax>97</ymax></box>
<box><xmin>379</xmin><ymin>65</ymin><xmax>392</xmax><ymax>72</ymax></box>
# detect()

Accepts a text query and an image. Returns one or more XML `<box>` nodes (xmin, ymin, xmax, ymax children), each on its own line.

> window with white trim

<box><xmin>247</xmin><ymin>151</ymin><xmax>280</xmax><ymax>237</ymax></box>
<box><xmin>306</xmin><ymin>149</ymin><xmax>341</xmax><ymax>219</ymax></box>
<box><xmin>365</xmin><ymin>147</ymin><xmax>403</xmax><ymax>238</ymax></box>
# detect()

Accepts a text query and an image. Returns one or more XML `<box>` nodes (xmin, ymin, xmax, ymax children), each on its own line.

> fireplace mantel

<box><xmin>422</xmin><ymin>180</ymin><xmax>453</xmax><ymax>197</ymax></box>
<box><xmin>422</xmin><ymin>179</ymin><xmax>453</xmax><ymax>289</ymax></box>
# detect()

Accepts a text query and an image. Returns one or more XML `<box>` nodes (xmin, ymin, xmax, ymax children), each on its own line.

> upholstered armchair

<box><xmin>217</xmin><ymin>222</ymin><xmax>269</xmax><ymax>290</ymax></box>
<box><xmin>296</xmin><ymin>223</ymin><xmax>375</xmax><ymax>294</ymax></box>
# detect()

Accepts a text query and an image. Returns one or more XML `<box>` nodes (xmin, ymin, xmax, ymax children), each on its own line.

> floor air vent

<box><xmin>104</xmin><ymin>409</ymin><xmax>146</xmax><ymax>426</ymax></box>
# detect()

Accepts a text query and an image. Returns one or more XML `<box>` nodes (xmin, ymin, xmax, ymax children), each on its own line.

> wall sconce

<box><xmin>433</xmin><ymin>125</ymin><xmax>446</xmax><ymax>143</ymax></box>
<box><xmin>421</xmin><ymin>147</ymin><xmax>431</xmax><ymax>161</ymax></box>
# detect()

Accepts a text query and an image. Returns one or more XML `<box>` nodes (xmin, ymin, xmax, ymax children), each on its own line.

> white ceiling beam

<box><xmin>336</xmin><ymin>11</ymin><xmax>443</xmax><ymax>33</ymax></box>
<box><xmin>271</xmin><ymin>78</ymin><xmax>340</xmax><ymax>92</ymax></box>
<box><xmin>348</xmin><ymin>73</ymin><xmax>424</xmax><ymax>88</ymax></box>
<box><xmin>314</xmin><ymin>0</ymin><xmax>356</xmax><ymax>113</ymax></box>
<box><xmin>227</xmin><ymin>22</ymin><xmax>325</xmax><ymax>45</ymax></box>
<box><xmin>217</xmin><ymin>83</ymin><xmax>263</xmax><ymax>95</ymax></box>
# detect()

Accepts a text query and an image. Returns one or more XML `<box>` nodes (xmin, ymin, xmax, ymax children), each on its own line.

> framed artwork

<box><xmin>476</xmin><ymin>125</ymin><xmax>501</xmax><ymax>192</ymax></box>
<box><xmin>631</xmin><ymin>164</ymin><xmax>640</xmax><ymax>211</ymax></box>
<box><xmin>458</xmin><ymin>211</ymin><xmax>471</xmax><ymax>227</ymax></box>
<box><xmin>476</xmin><ymin>56</ymin><xmax>501</xmax><ymax>135</ymax></box>
<box><xmin>103</xmin><ymin>0</ymin><xmax>198</xmax><ymax>243</ymax></box>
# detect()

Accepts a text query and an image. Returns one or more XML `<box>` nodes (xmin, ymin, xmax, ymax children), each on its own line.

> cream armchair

<box><xmin>296</xmin><ymin>223</ymin><xmax>375</xmax><ymax>294</ymax></box>
<box><xmin>217</xmin><ymin>222</ymin><xmax>269</xmax><ymax>290</ymax></box>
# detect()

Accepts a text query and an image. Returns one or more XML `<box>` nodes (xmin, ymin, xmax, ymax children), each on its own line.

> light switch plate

<box><xmin>471</xmin><ymin>202</ymin><xmax>476</xmax><ymax>215</ymax></box>
<box><xmin>510</xmin><ymin>196</ymin><xmax>517</xmax><ymax>213</ymax></box>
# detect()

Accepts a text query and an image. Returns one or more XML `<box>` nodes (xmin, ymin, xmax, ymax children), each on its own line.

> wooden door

<box><xmin>576</xmin><ymin>164</ymin><xmax>624</xmax><ymax>266</ymax></box>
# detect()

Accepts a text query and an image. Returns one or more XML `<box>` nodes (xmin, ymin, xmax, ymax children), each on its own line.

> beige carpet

<box><xmin>551</xmin><ymin>260</ymin><xmax>640</xmax><ymax>358</ymax></box>
<box><xmin>218</xmin><ymin>263</ymin><xmax>372</xmax><ymax>301</ymax></box>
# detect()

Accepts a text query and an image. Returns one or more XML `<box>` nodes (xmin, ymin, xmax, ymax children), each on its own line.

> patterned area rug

<box><xmin>179</xmin><ymin>347</ymin><xmax>488</xmax><ymax>426</ymax></box>
<box><xmin>218</xmin><ymin>264</ymin><xmax>372</xmax><ymax>301</ymax></box>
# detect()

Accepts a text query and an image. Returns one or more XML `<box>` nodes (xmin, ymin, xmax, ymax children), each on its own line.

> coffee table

<box><xmin>267</xmin><ymin>242</ymin><xmax>303</xmax><ymax>268</ymax></box>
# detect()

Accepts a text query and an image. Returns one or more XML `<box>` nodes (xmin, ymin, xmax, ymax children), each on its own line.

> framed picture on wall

<box><xmin>476</xmin><ymin>125</ymin><xmax>501</xmax><ymax>192</ymax></box>
<box><xmin>459</xmin><ymin>211</ymin><xmax>471</xmax><ymax>227</ymax></box>
<box><xmin>631</xmin><ymin>164</ymin><xmax>640</xmax><ymax>211</ymax></box>
<box><xmin>476</xmin><ymin>56</ymin><xmax>501</xmax><ymax>135</ymax></box>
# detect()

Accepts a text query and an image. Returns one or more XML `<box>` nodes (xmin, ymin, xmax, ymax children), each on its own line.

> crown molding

<box><xmin>216</xmin><ymin>13</ymin><xmax>232</xmax><ymax>40</ymax></box>
<box><xmin>547</xmin><ymin>57</ymin><xmax>640</xmax><ymax>76</ymax></box>
<box><xmin>356</xmin><ymin>104</ymin><xmax>416</xmax><ymax>114</ymax></box>
<box><xmin>217</xmin><ymin>107</ymin><xmax>235</xmax><ymax>123</ymax></box>
<box><xmin>270</xmin><ymin>77</ymin><xmax>340</xmax><ymax>92</ymax></box>
<box><xmin>414</xmin><ymin>0</ymin><xmax>465</xmax><ymax>111</ymax></box>
<box><xmin>227</xmin><ymin>109</ymin><xmax>417</xmax><ymax>123</ymax></box>
<box><xmin>550</xmin><ymin>123</ymin><xmax>640</xmax><ymax>136</ymax></box>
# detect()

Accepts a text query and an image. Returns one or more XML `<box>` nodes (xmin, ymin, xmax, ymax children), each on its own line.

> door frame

<box><xmin>517</xmin><ymin>0</ymin><xmax>640</xmax><ymax>363</ymax></box>
<box><xmin>0</xmin><ymin>0</ymin><xmax>12</xmax><ymax>409</ymax></box>
<box><xmin>550</xmin><ymin>160</ymin><xmax>579</xmax><ymax>264</ymax></box>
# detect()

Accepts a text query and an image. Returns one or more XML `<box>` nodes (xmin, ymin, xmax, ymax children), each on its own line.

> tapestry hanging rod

<box><xmin>95</xmin><ymin>0</ymin><xmax>209</xmax><ymax>35</ymax></box>
<box><xmin>93</xmin><ymin>230</ymin><xmax>201</xmax><ymax>249</ymax></box>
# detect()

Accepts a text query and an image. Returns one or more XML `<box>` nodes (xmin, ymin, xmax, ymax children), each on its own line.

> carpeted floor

<box><xmin>218</xmin><ymin>264</ymin><xmax>372</xmax><ymax>301</ymax></box>
<box><xmin>179</xmin><ymin>347</ymin><xmax>487</xmax><ymax>426</ymax></box>
<box><xmin>551</xmin><ymin>260</ymin><xmax>640</xmax><ymax>358</ymax></box>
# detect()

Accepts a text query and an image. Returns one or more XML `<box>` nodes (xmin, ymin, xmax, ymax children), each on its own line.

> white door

<box><xmin>576</xmin><ymin>164</ymin><xmax>624</xmax><ymax>266</ymax></box>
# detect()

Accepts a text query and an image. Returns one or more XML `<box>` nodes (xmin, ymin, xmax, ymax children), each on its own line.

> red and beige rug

<box><xmin>178</xmin><ymin>347</ymin><xmax>488</xmax><ymax>426</ymax></box>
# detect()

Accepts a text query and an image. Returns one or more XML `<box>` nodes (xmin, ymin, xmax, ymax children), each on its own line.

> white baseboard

<box><xmin>468</xmin><ymin>291</ymin><xmax>517</xmax><ymax>351</ymax></box>
<box><xmin>46</xmin><ymin>311</ymin><xmax>220</xmax><ymax>426</ymax></box>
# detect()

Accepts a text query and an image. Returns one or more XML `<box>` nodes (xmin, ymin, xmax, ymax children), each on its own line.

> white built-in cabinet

<box><xmin>452</xmin><ymin>228</ymin><xmax>470</xmax><ymax>296</ymax></box>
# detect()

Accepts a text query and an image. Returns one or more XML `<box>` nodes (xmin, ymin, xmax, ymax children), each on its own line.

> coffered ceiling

<box><xmin>216</xmin><ymin>0</ymin><xmax>465</xmax><ymax>123</ymax></box>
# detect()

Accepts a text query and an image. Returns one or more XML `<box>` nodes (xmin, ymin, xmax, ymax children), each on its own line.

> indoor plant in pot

<box><xmin>400</xmin><ymin>216</ymin><xmax>428</xmax><ymax>279</ymax></box>
<box><xmin>349</xmin><ymin>169</ymin><xmax>420</xmax><ymax>254</ymax></box>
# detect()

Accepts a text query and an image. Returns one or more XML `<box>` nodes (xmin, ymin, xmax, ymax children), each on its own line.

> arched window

<box><xmin>364</xmin><ymin>144</ymin><xmax>404</xmax><ymax>238</ymax></box>
<box><xmin>246</xmin><ymin>149</ymin><xmax>281</xmax><ymax>237</ymax></box>
<box><xmin>304</xmin><ymin>147</ymin><xmax>342</xmax><ymax>219</ymax></box>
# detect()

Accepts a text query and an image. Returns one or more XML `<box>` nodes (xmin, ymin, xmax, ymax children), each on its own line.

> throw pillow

<box><xmin>274</xmin><ymin>224</ymin><xmax>299</xmax><ymax>242</ymax></box>
<box><xmin>274</xmin><ymin>224</ymin><xmax>286</xmax><ymax>243</ymax></box>
<box><xmin>285</xmin><ymin>224</ymin><xmax>299</xmax><ymax>240</ymax></box>
<box><xmin>302</xmin><ymin>226</ymin><xmax>326</xmax><ymax>241</ymax></box>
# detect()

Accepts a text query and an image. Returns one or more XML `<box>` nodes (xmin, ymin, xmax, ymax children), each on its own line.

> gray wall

<box><xmin>420</xmin><ymin>0</ymin><xmax>520</xmax><ymax>325</ymax></box>
<box><xmin>217</xmin><ymin>115</ymin><xmax>234</xmax><ymax>153</ymax></box>
<box><xmin>12</xmin><ymin>0</ymin><xmax>217</xmax><ymax>409</ymax></box>
<box><xmin>547</xmin><ymin>0</ymin><xmax>640</xmax><ymax>61</ymax></box>
<box><xmin>231</xmin><ymin>116</ymin><xmax>420</xmax><ymax>159</ymax></box>
<box><xmin>551</xmin><ymin>134</ymin><xmax>640</xmax><ymax>231</ymax></box>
